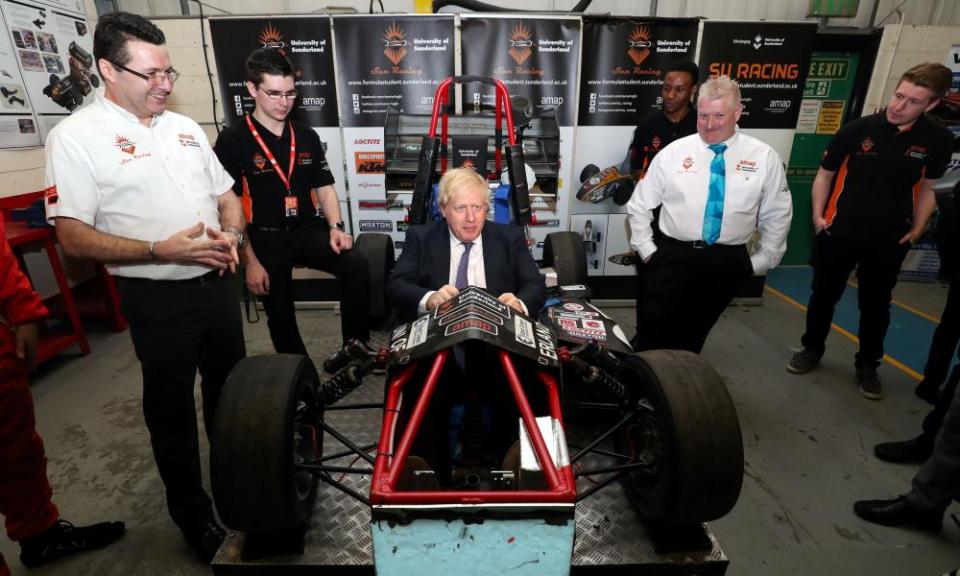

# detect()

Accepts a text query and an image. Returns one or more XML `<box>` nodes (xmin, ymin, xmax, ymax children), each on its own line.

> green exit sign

<box><xmin>808</xmin><ymin>0</ymin><xmax>860</xmax><ymax>17</ymax></box>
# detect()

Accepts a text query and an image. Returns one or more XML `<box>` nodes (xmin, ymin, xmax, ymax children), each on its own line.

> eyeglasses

<box><xmin>258</xmin><ymin>87</ymin><xmax>298</xmax><ymax>101</ymax></box>
<box><xmin>111</xmin><ymin>61</ymin><xmax>180</xmax><ymax>83</ymax></box>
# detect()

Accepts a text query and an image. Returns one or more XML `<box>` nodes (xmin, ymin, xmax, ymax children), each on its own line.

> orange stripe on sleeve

<box><xmin>912</xmin><ymin>166</ymin><xmax>927</xmax><ymax>206</ymax></box>
<box><xmin>824</xmin><ymin>157</ymin><xmax>849</xmax><ymax>226</ymax></box>
<box><xmin>241</xmin><ymin>176</ymin><xmax>252</xmax><ymax>223</ymax></box>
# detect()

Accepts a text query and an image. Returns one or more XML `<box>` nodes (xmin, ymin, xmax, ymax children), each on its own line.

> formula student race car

<box><xmin>210</xmin><ymin>283</ymin><xmax>744</xmax><ymax>574</ymax></box>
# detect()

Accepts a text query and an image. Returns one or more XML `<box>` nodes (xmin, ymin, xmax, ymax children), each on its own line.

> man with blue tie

<box><xmin>388</xmin><ymin>167</ymin><xmax>546</xmax><ymax>322</ymax></box>
<box><xmin>627</xmin><ymin>75</ymin><xmax>793</xmax><ymax>353</ymax></box>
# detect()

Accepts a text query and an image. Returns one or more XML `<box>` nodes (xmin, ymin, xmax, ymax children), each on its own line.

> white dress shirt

<box><xmin>417</xmin><ymin>232</ymin><xmax>487</xmax><ymax>314</ymax></box>
<box><xmin>627</xmin><ymin>129</ymin><xmax>793</xmax><ymax>275</ymax></box>
<box><xmin>44</xmin><ymin>89</ymin><xmax>235</xmax><ymax>280</ymax></box>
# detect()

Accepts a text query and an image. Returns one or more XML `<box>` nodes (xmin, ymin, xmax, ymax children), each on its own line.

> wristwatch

<box><xmin>225</xmin><ymin>228</ymin><xmax>246</xmax><ymax>249</ymax></box>
<box><xmin>334</xmin><ymin>221</ymin><xmax>346</xmax><ymax>232</ymax></box>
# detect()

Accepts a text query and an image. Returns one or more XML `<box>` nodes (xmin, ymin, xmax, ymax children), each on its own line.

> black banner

<box><xmin>209</xmin><ymin>17</ymin><xmax>338</xmax><ymax>127</ymax></box>
<box><xmin>333</xmin><ymin>15</ymin><xmax>455</xmax><ymax>128</ymax></box>
<box><xmin>460</xmin><ymin>16</ymin><xmax>580</xmax><ymax>127</ymax></box>
<box><xmin>698</xmin><ymin>21</ymin><xmax>817</xmax><ymax>129</ymax></box>
<box><xmin>578</xmin><ymin>17</ymin><xmax>699</xmax><ymax>127</ymax></box>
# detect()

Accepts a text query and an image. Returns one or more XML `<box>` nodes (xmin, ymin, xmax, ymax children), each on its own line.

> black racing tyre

<box><xmin>611</xmin><ymin>178</ymin><xmax>635</xmax><ymax>206</ymax></box>
<box><xmin>211</xmin><ymin>354</ymin><xmax>323</xmax><ymax>533</ymax></box>
<box><xmin>543</xmin><ymin>231</ymin><xmax>587</xmax><ymax>286</ymax></box>
<box><xmin>354</xmin><ymin>233</ymin><xmax>395</xmax><ymax>325</ymax></box>
<box><xmin>613</xmin><ymin>350</ymin><xmax>743</xmax><ymax>526</ymax></box>
<box><xmin>579</xmin><ymin>164</ymin><xmax>601</xmax><ymax>183</ymax></box>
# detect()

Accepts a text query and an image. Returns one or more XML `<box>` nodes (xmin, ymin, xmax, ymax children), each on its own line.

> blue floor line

<box><xmin>766</xmin><ymin>266</ymin><xmax>937</xmax><ymax>375</ymax></box>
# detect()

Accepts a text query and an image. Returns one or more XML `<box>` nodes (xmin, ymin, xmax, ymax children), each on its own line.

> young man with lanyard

<box><xmin>215</xmin><ymin>48</ymin><xmax>370</xmax><ymax>363</ymax></box>
<box><xmin>786</xmin><ymin>63</ymin><xmax>955</xmax><ymax>400</ymax></box>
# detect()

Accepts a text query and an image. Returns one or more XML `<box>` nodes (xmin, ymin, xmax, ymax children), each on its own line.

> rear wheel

<box><xmin>211</xmin><ymin>354</ymin><xmax>322</xmax><ymax>533</ymax></box>
<box><xmin>613</xmin><ymin>350</ymin><xmax>743</xmax><ymax>525</ymax></box>
<box><xmin>579</xmin><ymin>164</ymin><xmax>601</xmax><ymax>183</ymax></box>
<box><xmin>354</xmin><ymin>233</ymin><xmax>395</xmax><ymax>326</ymax></box>
<box><xmin>543</xmin><ymin>231</ymin><xmax>587</xmax><ymax>286</ymax></box>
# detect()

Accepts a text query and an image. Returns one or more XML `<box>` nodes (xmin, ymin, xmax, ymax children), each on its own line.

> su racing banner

<box><xmin>208</xmin><ymin>16</ymin><xmax>339</xmax><ymax>129</ymax></box>
<box><xmin>578</xmin><ymin>16</ymin><xmax>699</xmax><ymax>127</ymax></box>
<box><xmin>698</xmin><ymin>21</ymin><xmax>816</xmax><ymax>129</ymax></box>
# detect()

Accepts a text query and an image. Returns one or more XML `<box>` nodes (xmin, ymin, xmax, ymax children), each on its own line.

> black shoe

<box><xmin>182</xmin><ymin>520</ymin><xmax>226</xmax><ymax>563</ymax></box>
<box><xmin>915</xmin><ymin>379</ymin><xmax>941</xmax><ymax>404</ymax></box>
<box><xmin>874</xmin><ymin>436</ymin><xmax>933</xmax><ymax>464</ymax></box>
<box><xmin>20</xmin><ymin>519</ymin><xmax>125</xmax><ymax>568</ymax></box>
<box><xmin>853</xmin><ymin>496</ymin><xmax>942</xmax><ymax>531</ymax></box>
<box><xmin>857</xmin><ymin>367</ymin><xmax>883</xmax><ymax>400</ymax></box>
<box><xmin>786</xmin><ymin>348</ymin><xmax>820</xmax><ymax>374</ymax></box>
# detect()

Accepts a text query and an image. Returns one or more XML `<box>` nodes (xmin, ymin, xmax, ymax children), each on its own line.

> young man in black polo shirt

<box><xmin>214</xmin><ymin>48</ymin><xmax>370</xmax><ymax>362</ymax></box>
<box><xmin>627</xmin><ymin>60</ymin><xmax>698</xmax><ymax>347</ymax></box>
<box><xmin>628</xmin><ymin>60</ymin><xmax>699</xmax><ymax>180</ymax></box>
<box><xmin>787</xmin><ymin>63</ymin><xmax>954</xmax><ymax>400</ymax></box>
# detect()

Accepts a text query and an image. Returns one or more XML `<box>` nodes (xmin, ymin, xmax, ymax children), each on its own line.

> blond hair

<box><xmin>698</xmin><ymin>75</ymin><xmax>741</xmax><ymax>108</ymax></box>
<box><xmin>438</xmin><ymin>167</ymin><xmax>489</xmax><ymax>209</ymax></box>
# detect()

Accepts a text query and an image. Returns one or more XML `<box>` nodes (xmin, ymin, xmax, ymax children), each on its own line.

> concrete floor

<box><xmin>3</xmin><ymin>278</ymin><xmax>960</xmax><ymax>575</ymax></box>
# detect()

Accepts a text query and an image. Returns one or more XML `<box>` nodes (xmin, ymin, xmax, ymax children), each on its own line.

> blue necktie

<box><xmin>455</xmin><ymin>242</ymin><xmax>473</xmax><ymax>289</ymax></box>
<box><xmin>702</xmin><ymin>143</ymin><xmax>727</xmax><ymax>245</ymax></box>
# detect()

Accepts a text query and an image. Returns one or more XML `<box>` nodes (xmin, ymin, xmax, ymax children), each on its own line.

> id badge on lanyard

<box><xmin>246</xmin><ymin>114</ymin><xmax>298</xmax><ymax>220</ymax></box>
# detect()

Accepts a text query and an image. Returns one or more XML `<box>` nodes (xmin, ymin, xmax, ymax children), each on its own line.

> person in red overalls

<box><xmin>0</xmin><ymin>217</ymin><xmax>124</xmax><ymax>574</ymax></box>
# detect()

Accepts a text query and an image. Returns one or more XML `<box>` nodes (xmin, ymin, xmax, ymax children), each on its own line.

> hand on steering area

<box><xmin>426</xmin><ymin>285</ymin><xmax>459</xmax><ymax>310</ymax></box>
<box><xmin>498</xmin><ymin>292</ymin><xmax>525</xmax><ymax>314</ymax></box>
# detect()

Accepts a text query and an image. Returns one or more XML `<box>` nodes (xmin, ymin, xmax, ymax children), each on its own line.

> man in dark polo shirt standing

<box><xmin>215</xmin><ymin>48</ymin><xmax>370</xmax><ymax>363</ymax></box>
<box><xmin>628</xmin><ymin>60</ymin><xmax>699</xmax><ymax>181</ymax></box>
<box><xmin>786</xmin><ymin>63</ymin><xmax>955</xmax><ymax>400</ymax></box>
<box><xmin>626</xmin><ymin>60</ymin><xmax>698</xmax><ymax>346</ymax></box>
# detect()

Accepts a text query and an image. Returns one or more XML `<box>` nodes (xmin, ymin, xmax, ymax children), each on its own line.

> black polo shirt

<box><xmin>214</xmin><ymin>116</ymin><xmax>335</xmax><ymax>228</ymax></box>
<box><xmin>821</xmin><ymin>111</ymin><xmax>954</xmax><ymax>238</ymax></box>
<box><xmin>629</xmin><ymin>104</ymin><xmax>696</xmax><ymax>177</ymax></box>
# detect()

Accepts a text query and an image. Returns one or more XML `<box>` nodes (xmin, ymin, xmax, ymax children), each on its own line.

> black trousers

<box><xmin>922</xmin><ymin>277</ymin><xmax>960</xmax><ymax>387</ymax></box>
<box><xmin>117</xmin><ymin>272</ymin><xmax>246</xmax><ymax>531</ymax></box>
<box><xmin>249</xmin><ymin>220</ymin><xmax>370</xmax><ymax>355</ymax></box>
<box><xmin>801</xmin><ymin>231</ymin><xmax>911</xmax><ymax>369</ymax></box>
<box><xmin>909</xmin><ymin>367</ymin><xmax>960</xmax><ymax>512</ymax></box>
<box><xmin>633</xmin><ymin>236</ymin><xmax>753</xmax><ymax>353</ymax></box>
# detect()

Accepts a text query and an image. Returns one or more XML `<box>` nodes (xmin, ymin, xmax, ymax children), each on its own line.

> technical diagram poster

<box><xmin>0</xmin><ymin>6</ymin><xmax>38</xmax><ymax>147</ymax></box>
<box><xmin>1</xmin><ymin>0</ymin><xmax>95</xmax><ymax>140</ymax></box>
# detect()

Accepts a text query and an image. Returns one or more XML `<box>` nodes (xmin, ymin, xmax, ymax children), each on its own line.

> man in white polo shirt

<box><xmin>43</xmin><ymin>12</ymin><xmax>244</xmax><ymax>562</ymax></box>
<box><xmin>627</xmin><ymin>75</ymin><xmax>792</xmax><ymax>353</ymax></box>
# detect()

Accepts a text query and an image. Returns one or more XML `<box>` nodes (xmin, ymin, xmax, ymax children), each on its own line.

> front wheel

<box><xmin>613</xmin><ymin>350</ymin><xmax>743</xmax><ymax>526</ymax></box>
<box><xmin>211</xmin><ymin>354</ymin><xmax>323</xmax><ymax>533</ymax></box>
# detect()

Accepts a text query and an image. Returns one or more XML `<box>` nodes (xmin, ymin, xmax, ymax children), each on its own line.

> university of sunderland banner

<box><xmin>460</xmin><ymin>14</ymin><xmax>580</xmax><ymax>260</ymax></box>
<box><xmin>573</xmin><ymin>17</ymin><xmax>698</xmax><ymax>277</ymax></box>
<box><xmin>333</xmin><ymin>14</ymin><xmax>454</xmax><ymax>251</ymax></box>
<box><xmin>209</xmin><ymin>17</ymin><xmax>346</xmax><ymax>209</ymax></box>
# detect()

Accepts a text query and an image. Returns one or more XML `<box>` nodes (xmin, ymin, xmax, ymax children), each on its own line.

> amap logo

<box><xmin>383</xmin><ymin>23</ymin><xmax>407</xmax><ymax>66</ymax></box>
<box><xmin>508</xmin><ymin>23</ymin><xmax>533</xmax><ymax>65</ymax></box>
<box><xmin>627</xmin><ymin>26</ymin><xmax>652</xmax><ymax>66</ymax></box>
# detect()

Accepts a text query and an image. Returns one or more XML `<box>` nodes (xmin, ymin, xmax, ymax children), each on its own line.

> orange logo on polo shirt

<box><xmin>115</xmin><ymin>135</ymin><xmax>136</xmax><ymax>155</ymax></box>
<box><xmin>860</xmin><ymin>137</ymin><xmax>874</xmax><ymax>153</ymax></box>
<box><xmin>252</xmin><ymin>152</ymin><xmax>267</xmax><ymax>171</ymax></box>
<box><xmin>651</xmin><ymin>135</ymin><xmax>662</xmax><ymax>150</ymax></box>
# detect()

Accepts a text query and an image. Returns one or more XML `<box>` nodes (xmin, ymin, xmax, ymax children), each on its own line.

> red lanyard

<box><xmin>245</xmin><ymin>114</ymin><xmax>296</xmax><ymax>195</ymax></box>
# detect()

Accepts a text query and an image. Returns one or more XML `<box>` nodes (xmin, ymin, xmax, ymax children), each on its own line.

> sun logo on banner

<box><xmin>383</xmin><ymin>23</ymin><xmax>407</xmax><ymax>66</ymax></box>
<box><xmin>259</xmin><ymin>23</ymin><xmax>286</xmax><ymax>52</ymax></box>
<box><xmin>627</xmin><ymin>26</ymin><xmax>652</xmax><ymax>66</ymax></box>
<box><xmin>462</xmin><ymin>159</ymin><xmax>475</xmax><ymax>170</ymax></box>
<box><xmin>115</xmin><ymin>135</ymin><xmax>136</xmax><ymax>155</ymax></box>
<box><xmin>508</xmin><ymin>23</ymin><xmax>533</xmax><ymax>65</ymax></box>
